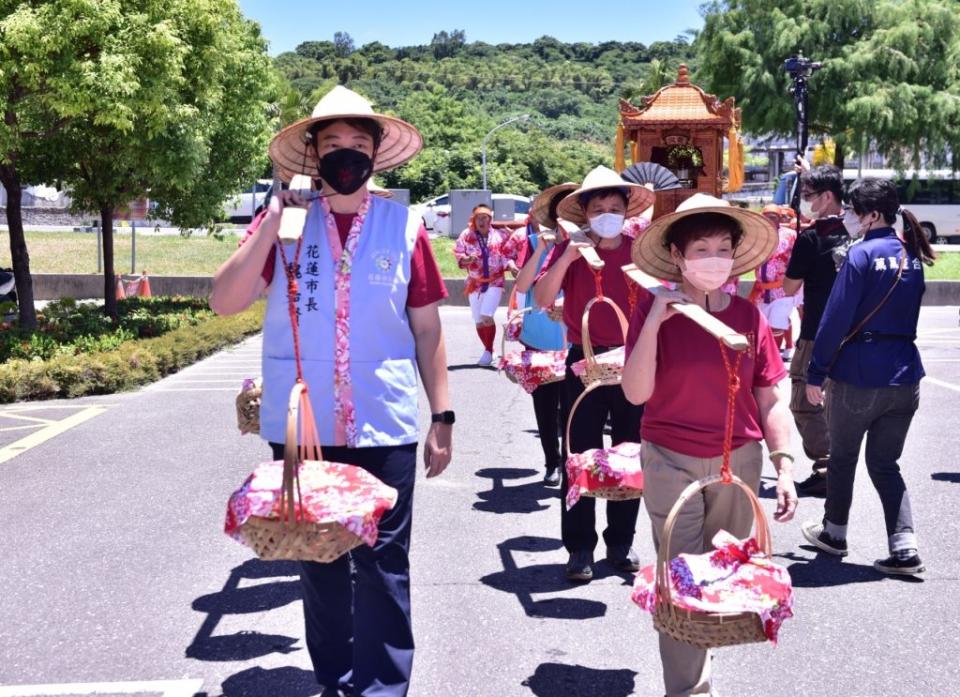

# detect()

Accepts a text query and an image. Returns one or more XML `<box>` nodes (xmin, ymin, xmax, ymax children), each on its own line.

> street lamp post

<box><xmin>481</xmin><ymin>114</ymin><xmax>530</xmax><ymax>190</ymax></box>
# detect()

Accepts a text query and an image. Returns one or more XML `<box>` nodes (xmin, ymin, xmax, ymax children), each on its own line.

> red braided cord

<box><xmin>627</xmin><ymin>284</ymin><xmax>638</xmax><ymax>317</ymax></box>
<box><xmin>276</xmin><ymin>238</ymin><xmax>306</xmax><ymax>383</ymax></box>
<box><xmin>717</xmin><ymin>339</ymin><xmax>744</xmax><ymax>483</ymax></box>
<box><xmin>592</xmin><ymin>267</ymin><xmax>604</xmax><ymax>299</ymax></box>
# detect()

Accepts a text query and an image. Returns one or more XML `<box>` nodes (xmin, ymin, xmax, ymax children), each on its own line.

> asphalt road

<box><xmin>1</xmin><ymin>306</ymin><xmax>959</xmax><ymax>697</ymax></box>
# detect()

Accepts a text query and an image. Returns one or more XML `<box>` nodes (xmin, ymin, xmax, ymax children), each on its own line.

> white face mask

<box><xmin>588</xmin><ymin>213</ymin><xmax>625</xmax><ymax>239</ymax></box>
<box><xmin>799</xmin><ymin>197</ymin><xmax>817</xmax><ymax>220</ymax></box>
<box><xmin>842</xmin><ymin>210</ymin><xmax>865</xmax><ymax>238</ymax></box>
<box><xmin>681</xmin><ymin>256</ymin><xmax>735</xmax><ymax>292</ymax></box>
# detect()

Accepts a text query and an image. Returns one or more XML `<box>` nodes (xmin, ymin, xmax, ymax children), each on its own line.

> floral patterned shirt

<box><xmin>755</xmin><ymin>226</ymin><xmax>798</xmax><ymax>303</ymax></box>
<box><xmin>453</xmin><ymin>227</ymin><xmax>523</xmax><ymax>292</ymax></box>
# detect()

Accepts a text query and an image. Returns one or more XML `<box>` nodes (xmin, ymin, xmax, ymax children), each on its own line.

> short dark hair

<box><xmin>308</xmin><ymin>117</ymin><xmax>383</xmax><ymax>152</ymax></box>
<box><xmin>664</xmin><ymin>212</ymin><xmax>743</xmax><ymax>255</ymax></box>
<box><xmin>847</xmin><ymin>177</ymin><xmax>899</xmax><ymax>224</ymax></box>
<box><xmin>578</xmin><ymin>187</ymin><xmax>628</xmax><ymax>211</ymax></box>
<box><xmin>800</xmin><ymin>165</ymin><xmax>843</xmax><ymax>203</ymax></box>
<box><xmin>848</xmin><ymin>176</ymin><xmax>936</xmax><ymax>266</ymax></box>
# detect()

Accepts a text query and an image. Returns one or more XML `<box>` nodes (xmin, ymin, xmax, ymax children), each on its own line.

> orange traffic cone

<box><xmin>138</xmin><ymin>270</ymin><xmax>152</xmax><ymax>298</ymax></box>
<box><xmin>115</xmin><ymin>274</ymin><xmax>126</xmax><ymax>300</ymax></box>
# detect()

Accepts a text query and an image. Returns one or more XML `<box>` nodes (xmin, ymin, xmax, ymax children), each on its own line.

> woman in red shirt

<box><xmin>623</xmin><ymin>193</ymin><xmax>797</xmax><ymax>697</ymax></box>
<box><xmin>535</xmin><ymin>165</ymin><xmax>655</xmax><ymax>583</ymax></box>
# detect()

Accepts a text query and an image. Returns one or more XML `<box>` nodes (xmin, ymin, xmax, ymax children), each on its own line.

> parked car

<box><xmin>410</xmin><ymin>193</ymin><xmax>531</xmax><ymax>237</ymax></box>
<box><xmin>221</xmin><ymin>179</ymin><xmax>272</xmax><ymax>223</ymax></box>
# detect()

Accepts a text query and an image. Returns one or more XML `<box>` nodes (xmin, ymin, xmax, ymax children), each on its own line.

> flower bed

<box><xmin>0</xmin><ymin>298</ymin><xmax>264</xmax><ymax>403</ymax></box>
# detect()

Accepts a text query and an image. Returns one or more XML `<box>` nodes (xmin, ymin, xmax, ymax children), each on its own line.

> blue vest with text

<box><xmin>260</xmin><ymin>195</ymin><xmax>421</xmax><ymax>447</ymax></box>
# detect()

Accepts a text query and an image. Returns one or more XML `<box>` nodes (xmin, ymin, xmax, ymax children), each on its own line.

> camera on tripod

<box><xmin>783</xmin><ymin>54</ymin><xmax>823</xmax><ymax>79</ymax></box>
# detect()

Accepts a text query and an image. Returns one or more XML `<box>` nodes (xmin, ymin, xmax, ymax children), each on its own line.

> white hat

<box><xmin>632</xmin><ymin>192</ymin><xmax>778</xmax><ymax>282</ymax></box>
<box><xmin>556</xmin><ymin>165</ymin><xmax>656</xmax><ymax>227</ymax></box>
<box><xmin>269</xmin><ymin>85</ymin><xmax>423</xmax><ymax>177</ymax></box>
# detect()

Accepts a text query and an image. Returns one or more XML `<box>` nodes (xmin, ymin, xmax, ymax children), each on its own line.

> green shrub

<box><xmin>0</xmin><ymin>302</ymin><xmax>264</xmax><ymax>404</ymax></box>
<box><xmin>0</xmin><ymin>295</ymin><xmax>217</xmax><ymax>362</ymax></box>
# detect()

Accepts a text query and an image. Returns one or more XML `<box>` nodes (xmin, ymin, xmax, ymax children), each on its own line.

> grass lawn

<box><xmin>2</xmin><ymin>229</ymin><xmax>957</xmax><ymax>280</ymax></box>
<box><xmin>0</xmin><ymin>230</ymin><xmax>238</xmax><ymax>276</ymax></box>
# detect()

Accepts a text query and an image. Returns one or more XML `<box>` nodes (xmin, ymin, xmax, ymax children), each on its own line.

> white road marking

<box><xmin>0</xmin><ymin>424</ymin><xmax>46</xmax><ymax>433</ymax></box>
<box><xmin>926</xmin><ymin>376</ymin><xmax>960</xmax><ymax>393</ymax></box>
<box><xmin>162</xmin><ymin>379</ymin><xmax>242</xmax><ymax>384</ymax></box>
<box><xmin>0</xmin><ymin>407</ymin><xmax>108</xmax><ymax>464</ymax></box>
<box><xmin>0</xmin><ymin>413</ymin><xmax>55</xmax><ymax>425</ymax></box>
<box><xmin>150</xmin><ymin>388</ymin><xmax>238</xmax><ymax>392</ymax></box>
<box><xmin>0</xmin><ymin>678</ymin><xmax>203</xmax><ymax>696</ymax></box>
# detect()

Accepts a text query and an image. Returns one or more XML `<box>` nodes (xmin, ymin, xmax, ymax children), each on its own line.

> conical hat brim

<box><xmin>631</xmin><ymin>205</ymin><xmax>778</xmax><ymax>282</ymax></box>
<box><xmin>269</xmin><ymin>112</ymin><xmax>422</xmax><ymax>177</ymax></box>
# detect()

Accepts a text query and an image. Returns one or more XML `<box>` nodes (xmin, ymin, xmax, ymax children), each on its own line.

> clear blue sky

<box><xmin>238</xmin><ymin>0</ymin><xmax>706</xmax><ymax>55</ymax></box>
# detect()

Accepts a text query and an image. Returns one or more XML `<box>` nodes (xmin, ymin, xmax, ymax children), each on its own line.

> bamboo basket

<box><xmin>653</xmin><ymin>474</ymin><xmax>771</xmax><ymax>648</ymax></box>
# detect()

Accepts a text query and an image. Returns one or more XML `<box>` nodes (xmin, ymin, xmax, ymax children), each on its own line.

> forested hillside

<box><xmin>272</xmin><ymin>32</ymin><xmax>695</xmax><ymax>200</ymax></box>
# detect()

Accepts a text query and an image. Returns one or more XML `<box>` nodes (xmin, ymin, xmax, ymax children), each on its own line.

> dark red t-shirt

<box><xmin>625</xmin><ymin>292</ymin><xmax>787</xmax><ymax>457</ymax></box>
<box><xmin>239</xmin><ymin>210</ymin><xmax>448</xmax><ymax>308</ymax></box>
<box><xmin>539</xmin><ymin>237</ymin><xmax>644</xmax><ymax>346</ymax></box>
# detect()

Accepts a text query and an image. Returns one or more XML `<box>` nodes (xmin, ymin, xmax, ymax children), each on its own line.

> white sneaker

<box><xmin>478</xmin><ymin>350</ymin><xmax>493</xmax><ymax>366</ymax></box>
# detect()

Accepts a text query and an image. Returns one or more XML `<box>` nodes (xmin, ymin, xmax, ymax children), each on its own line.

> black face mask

<box><xmin>317</xmin><ymin>148</ymin><xmax>374</xmax><ymax>195</ymax></box>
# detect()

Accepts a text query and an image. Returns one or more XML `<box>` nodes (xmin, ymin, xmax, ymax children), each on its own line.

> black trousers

<box><xmin>269</xmin><ymin>442</ymin><xmax>417</xmax><ymax>697</ymax></box>
<box><xmin>559</xmin><ymin>345</ymin><xmax>644</xmax><ymax>555</ymax></box>
<box><xmin>531</xmin><ymin>379</ymin><xmax>563</xmax><ymax>471</ymax></box>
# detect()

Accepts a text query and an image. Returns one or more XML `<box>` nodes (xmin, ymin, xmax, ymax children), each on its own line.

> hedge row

<box><xmin>0</xmin><ymin>302</ymin><xmax>265</xmax><ymax>404</ymax></box>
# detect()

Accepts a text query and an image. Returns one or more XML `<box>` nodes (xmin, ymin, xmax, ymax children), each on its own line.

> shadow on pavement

<box><xmin>932</xmin><ymin>472</ymin><xmax>960</xmax><ymax>484</ymax></box>
<box><xmin>474</xmin><ymin>467</ymin><xmax>558</xmax><ymax>514</ymax></box>
<box><xmin>448</xmin><ymin>363</ymin><xmax>497</xmax><ymax>372</ymax></box>
<box><xmin>521</xmin><ymin>663</ymin><xmax>638</xmax><ymax>696</ymax></box>
<box><xmin>219</xmin><ymin>666</ymin><xmax>321</xmax><ymax>696</ymax></box>
<box><xmin>186</xmin><ymin>559</ymin><xmax>303</xmax><ymax>662</ymax></box>
<box><xmin>757</xmin><ymin>477</ymin><xmax>777</xmax><ymax>500</ymax></box>
<box><xmin>779</xmin><ymin>550</ymin><xmax>922</xmax><ymax>587</ymax></box>
<box><xmin>480</xmin><ymin>535</ymin><xmax>622</xmax><ymax>620</ymax></box>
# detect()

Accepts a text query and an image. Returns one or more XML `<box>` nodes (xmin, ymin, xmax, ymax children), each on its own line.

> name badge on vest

<box><xmin>368</xmin><ymin>248</ymin><xmax>399</xmax><ymax>286</ymax></box>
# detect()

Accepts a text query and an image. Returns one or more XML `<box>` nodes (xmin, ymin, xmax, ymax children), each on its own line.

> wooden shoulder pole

<box><xmin>621</xmin><ymin>264</ymin><xmax>750</xmax><ymax>352</ymax></box>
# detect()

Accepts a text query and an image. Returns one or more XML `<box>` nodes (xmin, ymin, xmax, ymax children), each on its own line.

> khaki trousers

<box><xmin>789</xmin><ymin>338</ymin><xmax>830</xmax><ymax>469</ymax></box>
<box><xmin>641</xmin><ymin>440</ymin><xmax>764</xmax><ymax>697</ymax></box>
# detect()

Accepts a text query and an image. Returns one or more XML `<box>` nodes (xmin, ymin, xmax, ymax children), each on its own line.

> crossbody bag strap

<box><xmin>829</xmin><ymin>248</ymin><xmax>906</xmax><ymax>370</ymax></box>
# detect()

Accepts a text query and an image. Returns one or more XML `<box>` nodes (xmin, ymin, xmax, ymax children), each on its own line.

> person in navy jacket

<box><xmin>801</xmin><ymin>178</ymin><xmax>936</xmax><ymax>576</ymax></box>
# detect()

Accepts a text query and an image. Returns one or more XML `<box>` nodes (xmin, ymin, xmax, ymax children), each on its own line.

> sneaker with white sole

<box><xmin>874</xmin><ymin>554</ymin><xmax>925</xmax><ymax>576</ymax></box>
<box><xmin>477</xmin><ymin>350</ymin><xmax>493</xmax><ymax>366</ymax></box>
<box><xmin>801</xmin><ymin>520</ymin><xmax>848</xmax><ymax>556</ymax></box>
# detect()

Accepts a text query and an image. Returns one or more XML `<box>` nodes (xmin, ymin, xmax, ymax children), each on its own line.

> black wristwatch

<box><xmin>431</xmin><ymin>410</ymin><xmax>456</xmax><ymax>425</ymax></box>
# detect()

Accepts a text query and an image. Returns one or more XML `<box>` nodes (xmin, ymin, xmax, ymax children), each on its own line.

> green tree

<box><xmin>0</xmin><ymin>0</ymin><xmax>118</xmax><ymax>329</ymax></box>
<box><xmin>695</xmin><ymin>0</ymin><xmax>960</xmax><ymax>168</ymax></box>
<box><xmin>56</xmin><ymin>0</ymin><xmax>275</xmax><ymax>320</ymax></box>
<box><xmin>333</xmin><ymin>31</ymin><xmax>355</xmax><ymax>58</ymax></box>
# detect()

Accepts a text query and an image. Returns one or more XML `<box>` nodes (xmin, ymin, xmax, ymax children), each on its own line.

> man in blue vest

<box><xmin>211</xmin><ymin>86</ymin><xmax>453</xmax><ymax>697</ymax></box>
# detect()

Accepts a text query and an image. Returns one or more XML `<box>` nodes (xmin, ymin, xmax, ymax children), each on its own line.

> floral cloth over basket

<box><xmin>565</xmin><ymin>440</ymin><xmax>644</xmax><ymax>507</ymax></box>
<box><xmin>225</xmin><ymin>459</ymin><xmax>398</xmax><ymax>549</ymax></box>
<box><xmin>632</xmin><ymin>530</ymin><xmax>795</xmax><ymax>644</ymax></box>
<box><xmin>570</xmin><ymin>345</ymin><xmax>625</xmax><ymax>378</ymax></box>
<box><xmin>499</xmin><ymin>349</ymin><xmax>567</xmax><ymax>394</ymax></box>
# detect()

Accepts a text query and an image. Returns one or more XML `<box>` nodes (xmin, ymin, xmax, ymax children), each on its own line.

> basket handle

<box><xmin>281</xmin><ymin>382</ymin><xmax>323</xmax><ymax>525</ymax></box>
<box><xmin>581</xmin><ymin>296</ymin><xmax>629</xmax><ymax>368</ymax></box>
<box><xmin>500</xmin><ymin>306</ymin><xmax>534</xmax><ymax>365</ymax></box>
<box><xmin>655</xmin><ymin>474</ymin><xmax>771</xmax><ymax>609</ymax></box>
<box><xmin>564</xmin><ymin>379</ymin><xmax>609</xmax><ymax>458</ymax></box>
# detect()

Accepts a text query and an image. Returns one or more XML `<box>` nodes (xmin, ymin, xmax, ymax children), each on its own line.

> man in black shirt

<box><xmin>783</xmin><ymin>164</ymin><xmax>849</xmax><ymax>497</ymax></box>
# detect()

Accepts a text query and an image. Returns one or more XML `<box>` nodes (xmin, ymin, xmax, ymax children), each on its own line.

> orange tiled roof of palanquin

<box><xmin>619</xmin><ymin>65</ymin><xmax>740</xmax><ymax>128</ymax></box>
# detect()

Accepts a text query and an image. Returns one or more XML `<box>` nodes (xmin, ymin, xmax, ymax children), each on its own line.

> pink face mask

<box><xmin>681</xmin><ymin>256</ymin><xmax>734</xmax><ymax>292</ymax></box>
